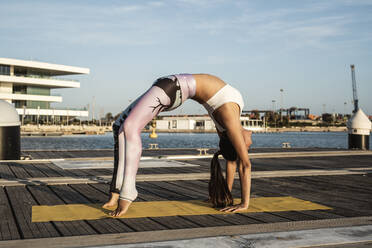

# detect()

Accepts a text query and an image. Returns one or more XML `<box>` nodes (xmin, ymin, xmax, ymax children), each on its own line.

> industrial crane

<box><xmin>350</xmin><ymin>64</ymin><xmax>359</xmax><ymax>113</ymax></box>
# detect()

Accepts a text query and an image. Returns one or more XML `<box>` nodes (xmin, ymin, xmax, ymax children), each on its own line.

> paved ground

<box><xmin>0</xmin><ymin>148</ymin><xmax>371</xmax><ymax>247</ymax></box>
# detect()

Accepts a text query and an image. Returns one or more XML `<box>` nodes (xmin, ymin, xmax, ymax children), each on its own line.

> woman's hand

<box><xmin>220</xmin><ymin>203</ymin><xmax>249</xmax><ymax>213</ymax></box>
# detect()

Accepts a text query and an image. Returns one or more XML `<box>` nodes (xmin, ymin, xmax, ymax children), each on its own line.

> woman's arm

<box><xmin>238</xmin><ymin>128</ymin><xmax>252</xmax><ymax>207</ymax></box>
<box><xmin>226</xmin><ymin>160</ymin><xmax>237</xmax><ymax>192</ymax></box>
<box><xmin>238</xmin><ymin>157</ymin><xmax>251</xmax><ymax>207</ymax></box>
<box><xmin>213</xmin><ymin>103</ymin><xmax>252</xmax><ymax>212</ymax></box>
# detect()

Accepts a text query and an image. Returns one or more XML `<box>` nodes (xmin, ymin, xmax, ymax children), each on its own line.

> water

<box><xmin>21</xmin><ymin>132</ymin><xmax>371</xmax><ymax>150</ymax></box>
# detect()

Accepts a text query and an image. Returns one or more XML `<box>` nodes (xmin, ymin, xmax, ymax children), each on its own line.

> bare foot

<box><xmin>242</xmin><ymin>129</ymin><xmax>252</xmax><ymax>149</ymax></box>
<box><xmin>102</xmin><ymin>192</ymin><xmax>119</xmax><ymax>209</ymax></box>
<box><xmin>110</xmin><ymin>199</ymin><xmax>132</xmax><ymax>217</ymax></box>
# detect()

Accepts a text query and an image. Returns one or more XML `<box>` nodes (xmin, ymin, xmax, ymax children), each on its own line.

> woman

<box><xmin>103</xmin><ymin>74</ymin><xmax>252</xmax><ymax>217</ymax></box>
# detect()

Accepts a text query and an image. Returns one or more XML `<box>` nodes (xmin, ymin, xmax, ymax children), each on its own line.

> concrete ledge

<box><xmin>2</xmin><ymin>150</ymin><xmax>372</xmax><ymax>163</ymax></box>
<box><xmin>1</xmin><ymin>167</ymin><xmax>369</xmax><ymax>186</ymax></box>
<box><xmin>1</xmin><ymin>216</ymin><xmax>371</xmax><ymax>248</ymax></box>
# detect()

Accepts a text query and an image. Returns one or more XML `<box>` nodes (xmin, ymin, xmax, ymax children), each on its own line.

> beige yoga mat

<box><xmin>32</xmin><ymin>197</ymin><xmax>331</xmax><ymax>222</ymax></box>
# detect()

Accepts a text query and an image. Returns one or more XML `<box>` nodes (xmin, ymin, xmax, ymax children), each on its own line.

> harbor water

<box><xmin>21</xmin><ymin>132</ymin><xmax>372</xmax><ymax>150</ymax></box>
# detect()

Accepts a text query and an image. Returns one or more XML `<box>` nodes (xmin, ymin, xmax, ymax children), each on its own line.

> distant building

<box><xmin>156</xmin><ymin>115</ymin><xmax>265</xmax><ymax>132</ymax></box>
<box><xmin>156</xmin><ymin>115</ymin><xmax>215</xmax><ymax>131</ymax></box>
<box><xmin>0</xmin><ymin>58</ymin><xmax>89</xmax><ymax>123</ymax></box>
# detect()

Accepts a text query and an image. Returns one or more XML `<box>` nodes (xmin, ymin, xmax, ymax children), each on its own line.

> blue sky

<box><xmin>1</xmin><ymin>0</ymin><xmax>371</xmax><ymax>117</ymax></box>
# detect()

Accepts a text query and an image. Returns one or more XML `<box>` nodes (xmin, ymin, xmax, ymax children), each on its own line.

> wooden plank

<box><xmin>85</xmin><ymin>169</ymin><xmax>112</xmax><ymax>176</ymax></box>
<box><xmin>270</xmin><ymin>177</ymin><xmax>372</xmax><ymax>212</ymax></box>
<box><xmin>5</xmin><ymin>186</ymin><xmax>60</xmax><ymax>239</ymax></box>
<box><xmin>28</xmin><ymin>185</ymin><xmax>96</xmax><ymax>236</ymax></box>
<box><xmin>0</xmin><ymin>163</ymin><xmax>15</xmax><ymax>179</ymax></box>
<box><xmin>89</xmin><ymin>183</ymin><xmax>110</xmax><ymax>195</ymax></box>
<box><xmin>119</xmin><ymin>218</ymin><xmax>167</xmax><ymax>232</ymax></box>
<box><xmin>162</xmin><ymin>166</ymin><xmax>199</xmax><ymax>174</ymax></box>
<box><xmin>311</xmin><ymin>175</ymin><xmax>372</xmax><ymax>194</ymax></box>
<box><xmin>286</xmin><ymin>176</ymin><xmax>372</xmax><ymax>203</ymax></box>
<box><xmin>138</xmin><ymin>168</ymin><xmax>158</xmax><ymax>175</ymax></box>
<box><xmin>180</xmin><ymin>215</ymin><xmax>233</xmax><ymax>227</ymax></box>
<box><xmin>49</xmin><ymin>185</ymin><xmax>91</xmax><ymax>204</ymax></box>
<box><xmin>212</xmin><ymin>213</ymin><xmax>263</xmax><ymax>225</ymax></box>
<box><xmin>69</xmin><ymin>184</ymin><xmax>108</xmax><ymax>204</ymax></box>
<box><xmin>61</xmin><ymin>169</ymin><xmax>92</xmax><ymax>177</ymax></box>
<box><xmin>257</xmin><ymin>177</ymin><xmax>372</xmax><ymax>215</ymax></box>
<box><xmin>136</xmin><ymin>182</ymin><xmax>189</xmax><ymax>201</ymax></box>
<box><xmin>169</xmin><ymin>180</ymin><xmax>208</xmax><ymax>196</ymax></box>
<box><xmin>255</xmin><ymin>178</ymin><xmax>368</xmax><ymax>218</ymax></box>
<box><xmin>32</xmin><ymin>163</ymin><xmax>65</xmax><ymax>177</ymax></box>
<box><xmin>87</xmin><ymin>219</ymin><xmax>134</xmax><ymax>234</ymax></box>
<box><xmin>145</xmin><ymin>181</ymin><xmax>203</xmax><ymax>200</ymax></box>
<box><xmin>89</xmin><ymin>183</ymin><xmax>164</xmax><ymax>202</ymax></box>
<box><xmin>0</xmin><ymin>187</ymin><xmax>20</xmax><ymax>240</ymax></box>
<box><xmin>325</xmin><ymin>207</ymin><xmax>368</xmax><ymax>218</ymax></box>
<box><xmin>72</xmin><ymin>169</ymin><xmax>98</xmax><ymax>177</ymax></box>
<box><xmin>242</xmin><ymin>212</ymin><xmax>291</xmax><ymax>223</ymax></box>
<box><xmin>297</xmin><ymin>210</ymin><xmax>344</xmax><ymax>220</ymax></box>
<box><xmin>22</xmin><ymin>163</ymin><xmax>48</xmax><ymax>178</ymax></box>
<box><xmin>136</xmin><ymin>185</ymin><xmax>167</xmax><ymax>202</ymax></box>
<box><xmin>269</xmin><ymin>211</ymin><xmax>319</xmax><ymax>221</ymax></box>
<box><xmin>43</xmin><ymin>163</ymin><xmax>76</xmax><ymax>177</ymax></box>
<box><xmin>149</xmin><ymin>216</ymin><xmax>200</xmax><ymax>229</ymax></box>
<box><xmin>7</xmin><ymin>163</ymin><xmax>31</xmax><ymax>179</ymax></box>
<box><xmin>178</xmin><ymin>158</ymin><xmax>211</xmax><ymax>167</ymax></box>
<box><xmin>49</xmin><ymin>184</ymin><xmax>133</xmax><ymax>234</ymax></box>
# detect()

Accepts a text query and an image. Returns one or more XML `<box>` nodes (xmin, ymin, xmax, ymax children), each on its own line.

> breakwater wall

<box><xmin>21</xmin><ymin>125</ymin><xmax>347</xmax><ymax>136</ymax></box>
<box><xmin>21</xmin><ymin>125</ymin><xmax>111</xmax><ymax>136</ymax></box>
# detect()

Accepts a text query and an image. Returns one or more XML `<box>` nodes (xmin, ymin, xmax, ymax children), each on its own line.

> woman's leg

<box><xmin>102</xmin><ymin>124</ymin><xmax>121</xmax><ymax>208</ymax></box>
<box><xmin>110</xmin><ymin>86</ymin><xmax>171</xmax><ymax>216</ymax></box>
<box><xmin>103</xmin><ymin>97</ymin><xmax>141</xmax><ymax>208</ymax></box>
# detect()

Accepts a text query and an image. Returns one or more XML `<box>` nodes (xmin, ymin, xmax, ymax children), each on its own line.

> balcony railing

<box><xmin>50</xmin><ymin>107</ymin><xmax>88</xmax><ymax>111</ymax></box>
<box><xmin>13</xmin><ymin>74</ymin><xmax>79</xmax><ymax>82</ymax></box>
<box><xmin>13</xmin><ymin>92</ymin><xmax>62</xmax><ymax>96</ymax></box>
<box><xmin>16</xmin><ymin>106</ymin><xmax>88</xmax><ymax>111</ymax></box>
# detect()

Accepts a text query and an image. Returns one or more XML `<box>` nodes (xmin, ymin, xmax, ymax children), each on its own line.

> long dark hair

<box><xmin>208</xmin><ymin>134</ymin><xmax>237</xmax><ymax>208</ymax></box>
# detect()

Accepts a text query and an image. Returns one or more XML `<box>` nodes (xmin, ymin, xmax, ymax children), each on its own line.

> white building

<box><xmin>156</xmin><ymin>115</ymin><xmax>266</xmax><ymax>132</ymax></box>
<box><xmin>156</xmin><ymin>115</ymin><xmax>215</xmax><ymax>131</ymax></box>
<box><xmin>0</xmin><ymin>58</ymin><xmax>89</xmax><ymax>123</ymax></box>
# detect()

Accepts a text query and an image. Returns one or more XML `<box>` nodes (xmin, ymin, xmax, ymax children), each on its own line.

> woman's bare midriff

<box><xmin>192</xmin><ymin>74</ymin><xmax>226</xmax><ymax>104</ymax></box>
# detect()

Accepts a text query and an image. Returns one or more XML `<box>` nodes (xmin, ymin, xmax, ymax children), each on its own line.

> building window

<box><xmin>0</xmin><ymin>65</ymin><xmax>10</xmax><ymax>75</ymax></box>
<box><xmin>195</xmin><ymin>121</ymin><xmax>205</xmax><ymax>130</ymax></box>
<box><xmin>13</xmin><ymin>85</ymin><xmax>27</xmax><ymax>94</ymax></box>
<box><xmin>27</xmin><ymin>86</ymin><xmax>50</xmax><ymax>96</ymax></box>
<box><xmin>27</xmin><ymin>101</ymin><xmax>50</xmax><ymax>109</ymax></box>
<box><xmin>172</xmin><ymin>120</ymin><xmax>177</xmax><ymax>129</ymax></box>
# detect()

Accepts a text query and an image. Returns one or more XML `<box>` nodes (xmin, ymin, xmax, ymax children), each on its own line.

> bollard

<box><xmin>0</xmin><ymin>100</ymin><xmax>21</xmax><ymax>160</ymax></box>
<box><xmin>347</xmin><ymin>108</ymin><xmax>371</xmax><ymax>150</ymax></box>
<box><xmin>149</xmin><ymin>119</ymin><xmax>158</xmax><ymax>139</ymax></box>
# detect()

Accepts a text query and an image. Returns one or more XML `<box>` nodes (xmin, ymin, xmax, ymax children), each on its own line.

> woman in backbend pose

<box><xmin>103</xmin><ymin>74</ymin><xmax>252</xmax><ymax>217</ymax></box>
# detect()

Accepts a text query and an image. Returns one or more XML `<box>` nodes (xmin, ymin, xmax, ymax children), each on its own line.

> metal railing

<box><xmin>12</xmin><ymin>74</ymin><xmax>79</xmax><ymax>82</ymax></box>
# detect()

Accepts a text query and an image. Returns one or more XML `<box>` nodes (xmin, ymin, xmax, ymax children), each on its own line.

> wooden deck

<box><xmin>0</xmin><ymin>148</ymin><xmax>371</xmax><ymax>247</ymax></box>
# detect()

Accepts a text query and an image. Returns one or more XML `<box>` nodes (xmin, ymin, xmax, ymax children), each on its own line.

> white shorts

<box><xmin>202</xmin><ymin>84</ymin><xmax>244</xmax><ymax>132</ymax></box>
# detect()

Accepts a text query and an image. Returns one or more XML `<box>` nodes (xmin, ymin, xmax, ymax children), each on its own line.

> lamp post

<box><xmin>92</xmin><ymin>96</ymin><xmax>96</xmax><ymax>125</ymax></box>
<box><xmin>280</xmin><ymin>89</ymin><xmax>284</xmax><ymax>122</ymax></box>
<box><xmin>272</xmin><ymin>100</ymin><xmax>276</xmax><ymax>128</ymax></box>
<box><xmin>344</xmin><ymin>102</ymin><xmax>347</xmax><ymax>118</ymax></box>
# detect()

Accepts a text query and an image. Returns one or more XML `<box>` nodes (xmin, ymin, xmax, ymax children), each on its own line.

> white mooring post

<box><xmin>347</xmin><ymin>108</ymin><xmax>371</xmax><ymax>150</ymax></box>
<box><xmin>0</xmin><ymin>100</ymin><xmax>21</xmax><ymax>160</ymax></box>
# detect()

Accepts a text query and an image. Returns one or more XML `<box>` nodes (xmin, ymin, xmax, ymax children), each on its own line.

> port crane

<box><xmin>350</xmin><ymin>64</ymin><xmax>358</xmax><ymax>113</ymax></box>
